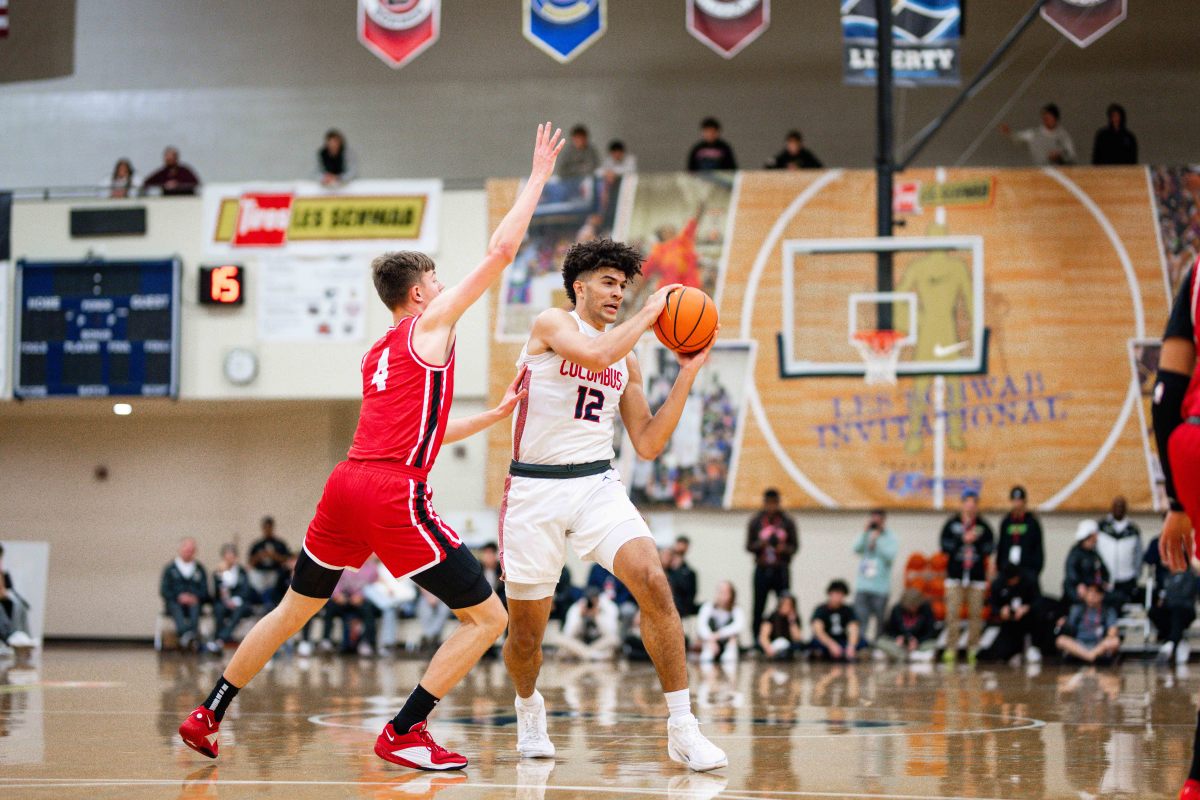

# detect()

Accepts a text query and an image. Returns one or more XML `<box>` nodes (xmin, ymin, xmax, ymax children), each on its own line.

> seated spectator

<box><xmin>687</xmin><ymin>117</ymin><xmax>737</xmax><ymax>172</ymax></box>
<box><xmin>315</xmin><ymin>128</ymin><xmax>357</xmax><ymax>187</ymax></box>
<box><xmin>323</xmin><ymin>558</ymin><xmax>379</xmax><ymax>656</ymax></box>
<box><xmin>980</xmin><ymin>564</ymin><xmax>1042</xmax><ymax>663</ymax></box>
<box><xmin>697</xmin><ymin>580</ymin><xmax>745</xmax><ymax>664</ymax></box>
<box><xmin>416</xmin><ymin>587</ymin><xmax>453</xmax><ymax>651</ymax></box>
<box><xmin>875</xmin><ymin>589</ymin><xmax>937</xmax><ymax>662</ymax></box>
<box><xmin>810</xmin><ymin>580</ymin><xmax>863</xmax><ymax>662</ymax></box>
<box><xmin>363</xmin><ymin>562</ymin><xmax>418</xmax><ymax>653</ymax></box>
<box><xmin>1063</xmin><ymin>520</ymin><xmax>1110</xmax><ymax>607</ymax></box>
<box><xmin>551</xmin><ymin>565</ymin><xmax>580</xmax><ymax>623</ymax></box>
<box><xmin>622</xmin><ymin>609</ymin><xmax>652</xmax><ymax>662</ymax></box>
<box><xmin>207</xmin><ymin>544</ymin><xmax>256</xmax><ymax>654</ymax></box>
<box><xmin>1092</xmin><ymin>103</ymin><xmax>1138</xmax><ymax>165</ymax></box>
<box><xmin>1056</xmin><ymin>582</ymin><xmax>1120</xmax><ymax>665</ymax></box>
<box><xmin>940</xmin><ymin>488</ymin><xmax>994</xmax><ymax>664</ymax></box>
<box><xmin>765</xmin><ymin>130</ymin><xmax>823</xmax><ymax>170</ymax></box>
<box><xmin>248</xmin><ymin>516</ymin><xmax>292</xmax><ymax>606</ymax></box>
<box><xmin>0</xmin><ymin>544</ymin><xmax>33</xmax><ymax>651</ymax></box>
<box><xmin>1145</xmin><ymin>533</ymin><xmax>1199</xmax><ymax>664</ymax></box>
<box><xmin>141</xmin><ymin>146</ymin><xmax>200</xmax><ymax>196</ymax></box>
<box><xmin>598</xmin><ymin>139</ymin><xmax>637</xmax><ymax>177</ymax></box>
<box><xmin>478</xmin><ymin>542</ymin><xmax>505</xmax><ymax>606</ymax></box>
<box><xmin>557</xmin><ymin>124</ymin><xmax>600</xmax><ymax>179</ymax></box>
<box><xmin>1000</xmin><ymin>103</ymin><xmax>1076</xmax><ymax>166</ymax></box>
<box><xmin>106</xmin><ymin>158</ymin><xmax>137</xmax><ymax>199</ymax></box>
<box><xmin>852</xmin><ymin>508</ymin><xmax>897</xmax><ymax>641</ymax></box>
<box><xmin>160</xmin><ymin>537</ymin><xmax>210</xmax><ymax>651</ymax></box>
<box><xmin>556</xmin><ymin>587</ymin><xmax>620</xmax><ymax>661</ymax></box>
<box><xmin>1097</xmin><ymin>496</ymin><xmax>1143</xmax><ymax>608</ymax></box>
<box><xmin>587</xmin><ymin>563</ymin><xmax>636</xmax><ymax>623</ymax></box>
<box><xmin>758</xmin><ymin>593</ymin><xmax>803</xmax><ymax>661</ymax></box>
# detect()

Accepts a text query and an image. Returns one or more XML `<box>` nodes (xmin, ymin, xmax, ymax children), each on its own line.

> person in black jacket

<box><xmin>765</xmin><ymin>130</ymin><xmax>823</xmax><ymax>170</ymax></box>
<box><xmin>687</xmin><ymin>117</ymin><xmax>737</xmax><ymax>172</ymax></box>
<box><xmin>875</xmin><ymin>589</ymin><xmax>938</xmax><ymax>662</ymax></box>
<box><xmin>671</xmin><ymin>536</ymin><xmax>698</xmax><ymax>617</ymax></box>
<box><xmin>981</xmin><ymin>564</ymin><xmax>1042</xmax><ymax>663</ymax></box>
<box><xmin>1062</xmin><ymin>520</ymin><xmax>1110</xmax><ymax>607</ymax></box>
<box><xmin>746</xmin><ymin>488</ymin><xmax>800</xmax><ymax>637</ymax></box>
<box><xmin>1091</xmin><ymin>103</ymin><xmax>1138</xmax><ymax>165</ymax></box>
<box><xmin>160</xmin><ymin>537</ymin><xmax>210</xmax><ymax>650</ymax></box>
<box><xmin>996</xmin><ymin>485</ymin><xmax>1045</xmax><ymax>588</ymax></box>
<box><xmin>939</xmin><ymin>489</ymin><xmax>994</xmax><ymax>664</ymax></box>
<box><xmin>1145</xmin><ymin>533</ymin><xmax>1199</xmax><ymax>664</ymax></box>
<box><xmin>209</xmin><ymin>544</ymin><xmax>258</xmax><ymax>653</ymax></box>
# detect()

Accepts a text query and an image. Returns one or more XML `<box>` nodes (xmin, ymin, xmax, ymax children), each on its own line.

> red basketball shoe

<box><xmin>375</xmin><ymin>721</ymin><xmax>468</xmax><ymax>771</ymax></box>
<box><xmin>179</xmin><ymin>705</ymin><xmax>221</xmax><ymax>759</ymax></box>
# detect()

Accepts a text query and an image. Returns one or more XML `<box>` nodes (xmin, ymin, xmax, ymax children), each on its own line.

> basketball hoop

<box><xmin>851</xmin><ymin>330</ymin><xmax>905</xmax><ymax>385</ymax></box>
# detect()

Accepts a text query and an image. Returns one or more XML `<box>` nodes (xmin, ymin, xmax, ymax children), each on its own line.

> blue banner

<box><xmin>523</xmin><ymin>0</ymin><xmax>606</xmax><ymax>64</ymax></box>
<box><xmin>841</xmin><ymin>0</ymin><xmax>961</xmax><ymax>87</ymax></box>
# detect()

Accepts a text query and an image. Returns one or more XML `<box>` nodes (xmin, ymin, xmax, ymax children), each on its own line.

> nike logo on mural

<box><xmin>933</xmin><ymin>342</ymin><xmax>969</xmax><ymax>358</ymax></box>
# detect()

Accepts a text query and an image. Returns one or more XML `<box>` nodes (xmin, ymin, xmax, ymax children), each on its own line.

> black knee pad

<box><xmin>413</xmin><ymin>546</ymin><xmax>493</xmax><ymax>609</ymax></box>
<box><xmin>290</xmin><ymin>550</ymin><xmax>342</xmax><ymax>599</ymax></box>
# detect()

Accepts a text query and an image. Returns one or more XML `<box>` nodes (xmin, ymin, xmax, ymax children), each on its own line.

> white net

<box><xmin>851</xmin><ymin>331</ymin><xmax>905</xmax><ymax>385</ymax></box>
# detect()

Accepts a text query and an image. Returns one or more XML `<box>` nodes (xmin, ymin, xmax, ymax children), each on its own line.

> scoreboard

<box><xmin>14</xmin><ymin>258</ymin><xmax>181</xmax><ymax>398</ymax></box>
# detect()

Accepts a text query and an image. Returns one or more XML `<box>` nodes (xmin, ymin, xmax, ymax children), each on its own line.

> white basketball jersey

<box><xmin>512</xmin><ymin>311</ymin><xmax>628</xmax><ymax>465</ymax></box>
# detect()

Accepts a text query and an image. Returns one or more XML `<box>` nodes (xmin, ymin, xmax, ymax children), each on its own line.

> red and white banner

<box><xmin>357</xmin><ymin>0</ymin><xmax>440</xmax><ymax>69</ymax></box>
<box><xmin>686</xmin><ymin>0</ymin><xmax>769</xmax><ymax>59</ymax></box>
<box><xmin>0</xmin><ymin>0</ymin><xmax>10</xmax><ymax>38</ymax></box>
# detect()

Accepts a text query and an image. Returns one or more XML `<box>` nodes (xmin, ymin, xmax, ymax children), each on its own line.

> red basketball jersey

<box><xmin>348</xmin><ymin>315</ymin><xmax>455</xmax><ymax>476</ymax></box>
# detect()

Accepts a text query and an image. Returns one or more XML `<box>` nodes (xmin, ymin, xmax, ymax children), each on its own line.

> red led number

<box><xmin>211</xmin><ymin>266</ymin><xmax>241</xmax><ymax>304</ymax></box>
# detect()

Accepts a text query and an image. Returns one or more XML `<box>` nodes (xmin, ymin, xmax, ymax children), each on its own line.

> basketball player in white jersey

<box><xmin>500</xmin><ymin>239</ymin><xmax>726</xmax><ymax>771</ymax></box>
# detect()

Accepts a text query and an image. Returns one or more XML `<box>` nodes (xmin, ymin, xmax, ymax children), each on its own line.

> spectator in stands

<box><xmin>981</xmin><ymin>564</ymin><xmax>1041</xmax><ymax>663</ymax></box>
<box><xmin>996</xmin><ymin>485</ymin><xmax>1045</xmax><ymax>589</ymax></box>
<box><xmin>314</xmin><ymin>128</ymin><xmax>357</xmax><ymax>186</ymax></box>
<box><xmin>477</xmin><ymin>542</ymin><xmax>505</xmax><ymax>606</ymax></box>
<box><xmin>0</xmin><ymin>544</ymin><xmax>32</xmax><ymax>651</ymax></box>
<box><xmin>1144</xmin><ymin>533</ymin><xmax>1199</xmax><ymax>664</ymax></box>
<box><xmin>415</xmin><ymin>587</ymin><xmax>452</xmax><ymax>652</ymax></box>
<box><xmin>323</xmin><ymin>558</ymin><xmax>378</xmax><ymax>656</ymax></box>
<box><xmin>557</xmin><ymin>586</ymin><xmax>621</xmax><ymax>661</ymax></box>
<box><xmin>765</xmin><ymin>130</ymin><xmax>823</xmax><ymax>170</ymax></box>
<box><xmin>1000</xmin><ymin>103</ymin><xmax>1076</xmax><ymax>166</ymax></box>
<box><xmin>1063</xmin><ymin>520</ymin><xmax>1110</xmax><ymax>606</ymax></box>
<box><xmin>1056</xmin><ymin>582</ymin><xmax>1120</xmax><ymax>664</ymax></box>
<box><xmin>939</xmin><ymin>488</ymin><xmax>994</xmax><ymax>664</ymax></box>
<box><xmin>207</xmin><ymin>544</ymin><xmax>256</xmax><ymax>654</ymax></box>
<box><xmin>557</xmin><ymin>124</ymin><xmax>600</xmax><ymax>179</ymax></box>
<box><xmin>1092</xmin><ymin>103</ymin><xmax>1138</xmax><ymax>165</ymax></box>
<box><xmin>363</xmin><ymin>562</ymin><xmax>417</xmax><ymax>653</ymax></box>
<box><xmin>598</xmin><ymin>140</ymin><xmax>637</xmax><ymax>177</ymax></box>
<box><xmin>758</xmin><ymin>593</ymin><xmax>803</xmax><ymax>661</ymax></box>
<box><xmin>852</xmin><ymin>508</ymin><xmax>897</xmax><ymax>640</ymax></box>
<box><xmin>249</xmin><ymin>516</ymin><xmax>292</xmax><ymax>606</ymax></box>
<box><xmin>875</xmin><ymin>588</ymin><xmax>937</xmax><ymax>662</ymax></box>
<box><xmin>668</xmin><ymin>536</ymin><xmax>698</xmax><ymax>617</ymax></box>
<box><xmin>141</xmin><ymin>146</ymin><xmax>201</xmax><ymax>196</ymax></box>
<box><xmin>697</xmin><ymin>580</ymin><xmax>744</xmax><ymax>664</ymax></box>
<box><xmin>622</xmin><ymin>609</ymin><xmax>652</xmax><ymax>662</ymax></box>
<box><xmin>587</xmin><ymin>563</ymin><xmax>636</xmax><ymax>623</ymax></box>
<box><xmin>810</xmin><ymin>580</ymin><xmax>862</xmax><ymax>662</ymax></box>
<box><xmin>746</xmin><ymin>488</ymin><xmax>799</xmax><ymax>638</ymax></box>
<box><xmin>160</xmin><ymin>537</ymin><xmax>209</xmax><ymax>651</ymax></box>
<box><xmin>687</xmin><ymin>117</ymin><xmax>737</xmax><ymax>172</ymax></box>
<box><xmin>1097</xmin><ymin>496</ymin><xmax>1143</xmax><ymax>608</ymax></box>
<box><xmin>106</xmin><ymin>158</ymin><xmax>136</xmax><ymax>199</ymax></box>
<box><xmin>551</xmin><ymin>566</ymin><xmax>579</xmax><ymax>623</ymax></box>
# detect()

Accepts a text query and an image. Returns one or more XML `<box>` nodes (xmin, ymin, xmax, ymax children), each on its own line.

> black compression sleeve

<box><xmin>1152</xmin><ymin>369</ymin><xmax>1190</xmax><ymax>511</ymax></box>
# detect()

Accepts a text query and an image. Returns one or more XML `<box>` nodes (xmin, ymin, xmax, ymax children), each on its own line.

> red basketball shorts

<box><xmin>303</xmin><ymin>460</ymin><xmax>463</xmax><ymax>579</ymax></box>
<box><xmin>1169</xmin><ymin>423</ymin><xmax>1200</xmax><ymax>557</ymax></box>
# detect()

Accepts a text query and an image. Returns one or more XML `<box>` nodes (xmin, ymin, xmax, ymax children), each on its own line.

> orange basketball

<box><xmin>653</xmin><ymin>287</ymin><xmax>718</xmax><ymax>354</ymax></box>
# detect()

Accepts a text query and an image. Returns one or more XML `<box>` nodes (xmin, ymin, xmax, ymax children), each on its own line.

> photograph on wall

<box><xmin>614</xmin><ymin>171</ymin><xmax>737</xmax><ymax>324</ymax></box>
<box><xmin>494</xmin><ymin>174</ymin><xmax>625</xmax><ymax>342</ymax></box>
<box><xmin>617</xmin><ymin>339</ymin><xmax>755</xmax><ymax>510</ymax></box>
<box><xmin>1151</xmin><ymin>165</ymin><xmax>1200</xmax><ymax>294</ymax></box>
<box><xmin>257</xmin><ymin>255</ymin><xmax>369</xmax><ymax>343</ymax></box>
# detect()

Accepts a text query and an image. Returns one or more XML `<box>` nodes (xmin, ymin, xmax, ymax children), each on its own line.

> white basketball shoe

<box><xmin>515</xmin><ymin>693</ymin><xmax>556</xmax><ymax>758</ymax></box>
<box><xmin>667</xmin><ymin>714</ymin><xmax>727</xmax><ymax>772</ymax></box>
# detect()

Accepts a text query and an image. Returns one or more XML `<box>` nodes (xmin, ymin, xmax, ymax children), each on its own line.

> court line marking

<box><xmin>0</xmin><ymin>778</ymin><xmax>1019</xmax><ymax>800</ymax></box>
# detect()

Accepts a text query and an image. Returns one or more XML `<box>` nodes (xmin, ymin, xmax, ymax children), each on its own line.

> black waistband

<box><xmin>509</xmin><ymin>459</ymin><xmax>611</xmax><ymax>479</ymax></box>
<box><xmin>1188</xmin><ymin>417</ymin><xmax>1200</xmax><ymax>425</ymax></box>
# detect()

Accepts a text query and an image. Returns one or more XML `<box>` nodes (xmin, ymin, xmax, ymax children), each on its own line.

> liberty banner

<box><xmin>523</xmin><ymin>0</ymin><xmax>606</xmax><ymax>64</ymax></box>
<box><xmin>841</xmin><ymin>0</ymin><xmax>961</xmax><ymax>87</ymax></box>
<box><xmin>686</xmin><ymin>0</ymin><xmax>770</xmax><ymax>59</ymax></box>
<box><xmin>358</xmin><ymin>0</ymin><xmax>441</xmax><ymax>69</ymax></box>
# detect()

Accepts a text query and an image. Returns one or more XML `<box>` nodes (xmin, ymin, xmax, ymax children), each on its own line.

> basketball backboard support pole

<box><xmin>874</xmin><ymin>0</ymin><xmax>896</xmax><ymax>329</ymax></box>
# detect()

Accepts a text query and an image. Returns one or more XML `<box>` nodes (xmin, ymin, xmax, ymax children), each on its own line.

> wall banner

<box><xmin>523</xmin><ymin>0</ymin><xmax>606</xmax><ymax>64</ymax></box>
<box><xmin>201</xmin><ymin>180</ymin><xmax>441</xmax><ymax>258</ymax></box>
<box><xmin>358</xmin><ymin>0</ymin><xmax>441</xmax><ymax>69</ymax></box>
<box><xmin>841</xmin><ymin>0</ymin><xmax>961</xmax><ymax>87</ymax></box>
<box><xmin>686</xmin><ymin>0</ymin><xmax>770</xmax><ymax>59</ymax></box>
<box><xmin>1041</xmin><ymin>0</ymin><xmax>1126</xmax><ymax>48</ymax></box>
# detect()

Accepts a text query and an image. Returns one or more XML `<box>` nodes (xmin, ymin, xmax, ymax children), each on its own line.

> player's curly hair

<box><xmin>561</xmin><ymin>239</ymin><xmax>643</xmax><ymax>305</ymax></box>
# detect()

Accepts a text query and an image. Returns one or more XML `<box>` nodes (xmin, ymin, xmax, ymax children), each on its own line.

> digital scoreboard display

<box><xmin>14</xmin><ymin>258</ymin><xmax>181</xmax><ymax>398</ymax></box>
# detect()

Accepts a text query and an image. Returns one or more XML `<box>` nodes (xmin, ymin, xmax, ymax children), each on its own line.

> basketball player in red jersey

<box><xmin>500</xmin><ymin>239</ymin><xmax>726</xmax><ymax>771</ymax></box>
<box><xmin>178</xmin><ymin>123</ymin><xmax>565</xmax><ymax>770</ymax></box>
<box><xmin>1152</xmin><ymin>256</ymin><xmax>1200</xmax><ymax>799</ymax></box>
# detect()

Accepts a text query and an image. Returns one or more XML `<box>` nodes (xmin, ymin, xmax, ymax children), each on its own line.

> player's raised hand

<box><xmin>531</xmin><ymin>122</ymin><xmax>565</xmax><ymax>182</ymax></box>
<box><xmin>496</xmin><ymin>365</ymin><xmax>529</xmax><ymax>418</ymax></box>
<box><xmin>676</xmin><ymin>325</ymin><xmax>719</xmax><ymax>371</ymax></box>
<box><xmin>1160</xmin><ymin>510</ymin><xmax>1193</xmax><ymax>573</ymax></box>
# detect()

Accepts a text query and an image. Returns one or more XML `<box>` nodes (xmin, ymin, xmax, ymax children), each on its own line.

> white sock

<box><xmin>516</xmin><ymin>689</ymin><xmax>544</xmax><ymax>709</ymax></box>
<box><xmin>664</xmin><ymin>688</ymin><xmax>692</xmax><ymax>723</ymax></box>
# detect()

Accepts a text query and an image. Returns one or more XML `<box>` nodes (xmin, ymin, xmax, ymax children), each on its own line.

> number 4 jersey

<box><xmin>348</xmin><ymin>314</ymin><xmax>455</xmax><ymax>476</ymax></box>
<box><xmin>513</xmin><ymin>310</ymin><xmax>628</xmax><ymax>466</ymax></box>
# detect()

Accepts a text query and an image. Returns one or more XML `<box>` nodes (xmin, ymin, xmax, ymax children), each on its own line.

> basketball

<box><xmin>653</xmin><ymin>287</ymin><xmax>718</xmax><ymax>354</ymax></box>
